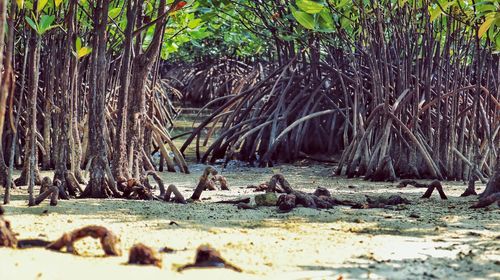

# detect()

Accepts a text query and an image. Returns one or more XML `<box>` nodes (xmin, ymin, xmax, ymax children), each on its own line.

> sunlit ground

<box><xmin>1</xmin><ymin>164</ymin><xmax>498</xmax><ymax>280</ymax></box>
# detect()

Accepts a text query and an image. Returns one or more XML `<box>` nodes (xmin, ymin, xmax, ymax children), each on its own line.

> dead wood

<box><xmin>178</xmin><ymin>245</ymin><xmax>242</xmax><ymax>272</ymax></box>
<box><xmin>47</xmin><ymin>225</ymin><xmax>122</xmax><ymax>256</ymax></box>
<box><xmin>128</xmin><ymin>243</ymin><xmax>162</xmax><ymax>268</ymax></box>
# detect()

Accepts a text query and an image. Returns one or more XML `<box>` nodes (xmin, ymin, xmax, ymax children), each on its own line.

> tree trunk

<box><xmin>112</xmin><ymin>0</ymin><xmax>137</xmax><ymax>180</ymax></box>
<box><xmin>82</xmin><ymin>0</ymin><xmax>117</xmax><ymax>198</ymax></box>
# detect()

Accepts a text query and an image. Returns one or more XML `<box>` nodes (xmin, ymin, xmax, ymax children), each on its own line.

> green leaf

<box><xmin>55</xmin><ymin>0</ymin><xmax>63</xmax><ymax>8</ymax></box>
<box><xmin>39</xmin><ymin>15</ymin><xmax>55</xmax><ymax>33</ymax></box>
<box><xmin>291</xmin><ymin>7</ymin><xmax>315</xmax><ymax>29</ymax></box>
<box><xmin>319</xmin><ymin>9</ymin><xmax>333</xmax><ymax>26</ymax></box>
<box><xmin>296</xmin><ymin>0</ymin><xmax>324</xmax><ymax>14</ymax></box>
<box><xmin>336</xmin><ymin>0</ymin><xmax>350</xmax><ymax>9</ymax></box>
<box><xmin>16</xmin><ymin>0</ymin><xmax>24</xmax><ymax>9</ymax></box>
<box><xmin>25</xmin><ymin>16</ymin><xmax>38</xmax><ymax>33</ymax></box>
<box><xmin>318</xmin><ymin>10</ymin><xmax>334</xmax><ymax>32</ymax></box>
<box><xmin>75</xmin><ymin>37</ymin><xmax>82</xmax><ymax>51</ymax></box>
<box><xmin>189</xmin><ymin>30</ymin><xmax>212</xmax><ymax>39</ymax></box>
<box><xmin>478</xmin><ymin>16</ymin><xmax>495</xmax><ymax>38</ymax></box>
<box><xmin>188</xmin><ymin>18</ymin><xmax>202</xmax><ymax>29</ymax></box>
<box><xmin>37</xmin><ymin>0</ymin><xmax>49</xmax><ymax>13</ymax></box>
<box><xmin>108</xmin><ymin>7</ymin><xmax>121</xmax><ymax>19</ymax></box>
<box><xmin>77</xmin><ymin>47</ymin><xmax>92</xmax><ymax>59</ymax></box>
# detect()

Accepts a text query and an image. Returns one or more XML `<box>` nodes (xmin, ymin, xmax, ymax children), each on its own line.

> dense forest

<box><xmin>0</xmin><ymin>0</ymin><xmax>499</xmax><ymax>278</ymax></box>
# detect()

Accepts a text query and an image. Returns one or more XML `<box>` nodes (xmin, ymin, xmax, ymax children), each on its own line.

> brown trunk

<box><xmin>113</xmin><ymin>0</ymin><xmax>137</xmax><ymax>180</ymax></box>
<box><xmin>53</xmin><ymin>0</ymin><xmax>78</xmax><ymax>198</ymax></box>
<box><xmin>82</xmin><ymin>0</ymin><xmax>116</xmax><ymax>198</ymax></box>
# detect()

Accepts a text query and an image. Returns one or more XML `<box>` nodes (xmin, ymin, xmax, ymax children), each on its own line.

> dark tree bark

<box><xmin>479</xmin><ymin>160</ymin><xmax>500</xmax><ymax>198</ymax></box>
<box><xmin>26</xmin><ymin>2</ymin><xmax>41</xmax><ymax>205</ymax></box>
<box><xmin>53</xmin><ymin>0</ymin><xmax>79</xmax><ymax>199</ymax></box>
<box><xmin>112</xmin><ymin>0</ymin><xmax>138</xmax><ymax>180</ymax></box>
<box><xmin>81</xmin><ymin>0</ymin><xmax>119</xmax><ymax>198</ymax></box>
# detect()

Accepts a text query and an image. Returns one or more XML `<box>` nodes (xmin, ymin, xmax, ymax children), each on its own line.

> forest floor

<box><xmin>1</xmin><ymin>163</ymin><xmax>499</xmax><ymax>280</ymax></box>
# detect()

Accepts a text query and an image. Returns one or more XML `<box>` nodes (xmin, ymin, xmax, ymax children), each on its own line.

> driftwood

<box><xmin>0</xmin><ymin>206</ymin><xmax>17</xmax><ymax>248</ymax></box>
<box><xmin>178</xmin><ymin>245</ymin><xmax>242</xmax><ymax>272</ymax></box>
<box><xmin>47</xmin><ymin>225</ymin><xmax>122</xmax><ymax>256</ymax></box>
<box><xmin>128</xmin><ymin>243</ymin><xmax>162</xmax><ymax>268</ymax></box>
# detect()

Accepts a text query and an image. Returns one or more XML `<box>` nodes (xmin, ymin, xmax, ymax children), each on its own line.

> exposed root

<box><xmin>352</xmin><ymin>195</ymin><xmax>411</xmax><ymax>209</ymax></box>
<box><xmin>120</xmin><ymin>178</ymin><xmax>160</xmax><ymax>200</ymax></box>
<box><xmin>0</xmin><ymin>206</ymin><xmax>17</xmax><ymax>248</ymax></box>
<box><xmin>178</xmin><ymin>245</ymin><xmax>242</xmax><ymax>272</ymax></box>
<box><xmin>421</xmin><ymin>181</ymin><xmax>448</xmax><ymax>200</ymax></box>
<box><xmin>398</xmin><ymin>180</ymin><xmax>448</xmax><ymax>200</ymax></box>
<box><xmin>269</xmin><ymin>174</ymin><xmax>347</xmax><ymax>211</ymax></box>
<box><xmin>30</xmin><ymin>177</ymin><xmax>58</xmax><ymax>206</ymax></box>
<box><xmin>190</xmin><ymin>166</ymin><xmax>219</xmax><ymax>200</ymax></box>
<box><xmin>236</xmin><ymin>203</ymin><xmax>257</xmax><ymax>210</ymax></box>
<box><xmin>128</xmin><ymin>243</ymin><xmax>162</xmax><ymax>268</ymax></box>
<box><xmin>145</xmin><ymin>171</ymin><xmax>166</xmax><ymax>197</ymax></box>
<box><xmin>247</xmin><ymin>182</ymin><xmax>286</xmax><ymax>193</ymax></box>
<box><xmin>164</xmin><ymin>184</ymin><xmax>186</xmax><ymax>204</ymax></box>
<box><xmin>65</xmin><ymin>171</ymin><xmax>83</xmax><ymax>197</ymax></box>
<box><xmin>47</xmin><ymin>225</ymin><xmax>122</xmax><ymax>256</ymax></box>
<box><xmin>209</xmin><ymin>174</ymin><xmax>229</xmax><ymax>191</ymax></box>
<box><xmin>215</xmin><ymin>197</ymin><xmax>250</xmax><ymax>204</ymax></box>
<box><xmin>470</xmin><ymin>193</ymin><xmax>500</xmax><ymax>209</ymax></box>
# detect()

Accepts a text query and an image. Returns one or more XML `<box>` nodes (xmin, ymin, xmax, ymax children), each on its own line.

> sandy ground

<box><xmin>0</xmin><ymin>163</ymin><xmax>499</xmax><ymax>280</ymax></box>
